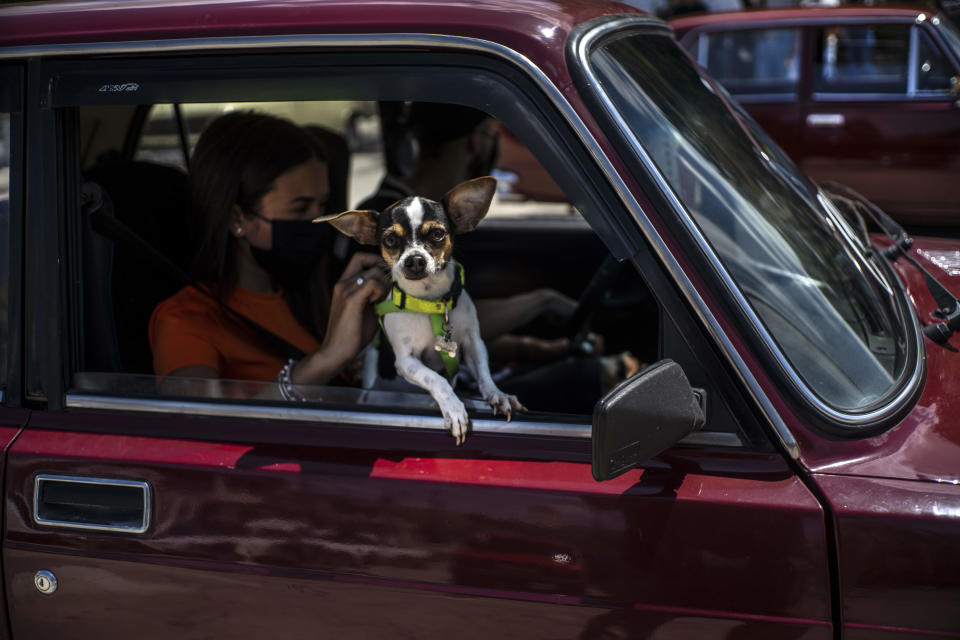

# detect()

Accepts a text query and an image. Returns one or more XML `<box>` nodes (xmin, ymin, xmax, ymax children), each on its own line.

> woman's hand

<box><xmin>294</xmin><ymin>252</ymin><xmax>389</xmax><ymax>384</ymax></box>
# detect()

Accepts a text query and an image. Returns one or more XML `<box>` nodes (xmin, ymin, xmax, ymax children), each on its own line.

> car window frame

<box><xmin>0</xmin><ymin>65</ymin><xmax>23</xmax><ymax>406</ymax></box>
<box><xmin>14</xmin><ymin>37</ymin><xmax>767</xmax><ymax>454</ymax></box>
<box><xmin>911</xmin><ymin>20</ymin><xmax>960</xmax><ymax>95</ymax></box>
<box><xmin>568</xmin><ymin>14</ymin><xmax>925</xmax><ymax>439</ymax></box>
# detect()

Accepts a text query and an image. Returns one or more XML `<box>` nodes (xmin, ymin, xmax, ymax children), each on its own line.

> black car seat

<box><xmin>83</xmin><ymin>159</ymin><xmax>191</xmax><ymax>374</ymax></box>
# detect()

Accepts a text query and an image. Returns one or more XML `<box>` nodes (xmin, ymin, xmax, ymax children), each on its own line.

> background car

<box><xmin>672</xmin><ymin>6</ymin><xmax>960</xmax><ymax>228</ymax></box>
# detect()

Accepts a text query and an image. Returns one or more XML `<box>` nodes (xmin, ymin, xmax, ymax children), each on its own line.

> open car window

<box><xmin>76</xmin><ymin>101</ymin><xmax>650</xmax><ymax>418</ymax></box>
<box><xmin>67</xmin><ymin>60</ymin><xmax>754</xmax><ymax>447</ymax></box>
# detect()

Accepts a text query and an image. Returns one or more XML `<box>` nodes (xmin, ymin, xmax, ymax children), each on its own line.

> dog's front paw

<box><xmin>486</xmin><ymin>391</ymin><xmax>526</xmax><ymax>422</ymax></box>
<box><xmin>441</xmin><ymin>399</ymin><xmax>471</xmax><ymax>446</ymax></box>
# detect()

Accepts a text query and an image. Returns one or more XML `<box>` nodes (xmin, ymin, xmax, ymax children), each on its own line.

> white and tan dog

<box><xmin>327</xmin><ymin>177</ymin><xmax>524</xmax><ymax>444</ymax></box>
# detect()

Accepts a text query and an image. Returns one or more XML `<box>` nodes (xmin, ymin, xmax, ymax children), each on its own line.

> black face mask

<box><xmin>248</xmin><ymin>218</ymin><xmax>332</xmax><ymax>287</ymax></box>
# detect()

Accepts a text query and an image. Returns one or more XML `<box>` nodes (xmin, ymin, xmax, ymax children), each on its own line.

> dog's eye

<box><xmin>382</xmin><ymin>233</ymin><xmax>399</xmax><ymax>249</ymax></box>
<box><xmin>428</xmin><ymin>228</ymin><xmax>446</xmax><ymax>243</ymax></box>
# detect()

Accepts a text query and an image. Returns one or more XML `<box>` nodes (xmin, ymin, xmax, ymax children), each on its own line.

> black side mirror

<box><xmin>592</xmin><ymin>359</ymin><xmax>706</xmax><ymax>481</ymax></box>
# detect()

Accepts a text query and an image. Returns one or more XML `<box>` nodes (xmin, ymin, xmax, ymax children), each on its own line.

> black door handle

<box><xmin>33</xmin><ymin>474</ymin><xmax>151</xmax><ymax>533</ymax></box>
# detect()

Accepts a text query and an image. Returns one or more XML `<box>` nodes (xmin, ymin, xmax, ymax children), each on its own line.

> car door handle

<box><xmin>806</xmin><ymin>113</ymin><xmax>846</xmax><ymax>128</ymax></box>
<box><xmin>33</xmin><ymin>474</ymin><xmax>151</xmax><ymax>534</ymax></box>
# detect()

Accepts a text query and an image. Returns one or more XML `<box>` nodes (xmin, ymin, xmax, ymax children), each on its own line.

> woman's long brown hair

<box><xmin>188</xmin><ymin>111</ymin><xmax>331</xmax><ymax>341</ymax></box>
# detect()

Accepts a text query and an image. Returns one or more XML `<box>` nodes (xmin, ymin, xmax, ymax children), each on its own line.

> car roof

<box><xmin>0</xmin><ymin>0</ymin><xmax>648</xmax><ymax>88</ymax></box>
<box><xmin>670</xmin><ymin>5</ymin><xmax>934</xmax><ymax>33</ymax></box>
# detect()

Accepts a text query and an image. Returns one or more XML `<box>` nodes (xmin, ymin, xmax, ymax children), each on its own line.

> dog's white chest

<box><xmin>382</xmin><ymin>297</ymin><xmax>473</xmax><ymax>373</ymax></box>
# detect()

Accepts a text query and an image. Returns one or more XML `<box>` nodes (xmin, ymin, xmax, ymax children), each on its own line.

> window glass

<box><xmin>0</xmin><ymin>113</ymin><xmax>9</xmax><ymax>385</ymax></box>
<box><xmin>939</xmin><ymin>14</ymin><xmax>960</xmax><ymax>59</ymax></box>
<box><xmin>916</xmin><ymin>28</ymin><xmax>954</xmax><ymax>92</ymax></box>
<box><xmin>814</xmin><ymin>24</ymin><xmax>909</xmax><ymax>94</ymax></box>
<box><xmin>592</xmin><ymin>32</ymin><xmax>909</xmax><ymax>411</ymax></box>
<box><xmin>697</xmin><ymin>28</ymin><xmax>801</xmax><ymax>96</ymax></box>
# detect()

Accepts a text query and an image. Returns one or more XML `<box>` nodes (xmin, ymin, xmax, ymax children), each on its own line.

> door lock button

<box><xmin>34</xmin><ymin>570</ymin><xmax>58</xmax><ymax>595</ymax></box>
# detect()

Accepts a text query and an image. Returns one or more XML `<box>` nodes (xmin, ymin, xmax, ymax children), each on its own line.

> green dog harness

<box><xmin>374</xmin><ymin>262</ymin><xmax>465</xmax><ymax>381</ymax></box>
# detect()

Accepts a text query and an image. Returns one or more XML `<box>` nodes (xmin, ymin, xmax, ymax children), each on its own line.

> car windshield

<box><xmin>589</xmin><ymin>31</ymin><xmax>910</xmax><ymax>411</ymax></box>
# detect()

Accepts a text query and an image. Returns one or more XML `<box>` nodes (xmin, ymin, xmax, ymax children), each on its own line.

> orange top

<box><xmin>149</xmin><ymin>285</ymin><xmax>322</xmax><ymax>381</ymax></box>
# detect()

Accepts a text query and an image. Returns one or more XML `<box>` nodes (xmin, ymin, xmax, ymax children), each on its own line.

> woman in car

<box><xmin>149</xmin><ymin>112</ymin><xmax>390</xmax><ymax>397</ymax></box>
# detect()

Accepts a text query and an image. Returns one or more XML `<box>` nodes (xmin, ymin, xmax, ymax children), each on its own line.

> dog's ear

<box><xmin>317</xmin><ymin>210</ymin><xmax>379</xmax><ymax>246</ymax></box>
<box><xmin>443</xmin><ymin>176</ymin><xmax>496</xmax><ymax>234</ymax></box>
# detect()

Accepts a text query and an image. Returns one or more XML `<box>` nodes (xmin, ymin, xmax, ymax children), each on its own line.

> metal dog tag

<box><xmin>434</xmin><ymin>335</ymin><xmax>458</xmax><ymax>358</ymax></box>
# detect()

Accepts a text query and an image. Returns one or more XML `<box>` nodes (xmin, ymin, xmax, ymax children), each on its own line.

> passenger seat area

<box><xmin>82</xmin><ymin>159</ymin><xmax>191</xmax><ymax>374</ymax></box>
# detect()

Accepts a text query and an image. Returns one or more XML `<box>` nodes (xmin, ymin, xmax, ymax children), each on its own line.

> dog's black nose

<box><xmin>404</xmin><ymin>254</ymin><xmax>426</xmax><ymax>276</ymax></box>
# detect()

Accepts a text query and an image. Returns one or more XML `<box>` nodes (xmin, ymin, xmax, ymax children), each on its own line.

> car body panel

<box><xmin>0</xmin><ymin>410</ymin><xmax>28</xmax><ymax>640</ymax></box>
<box><xmin>801</xmin><ymin>98</ymin><xmax>960</xmax><ymax>224</ymax></box>
<box><xmin>0</xmin><ymin>0</ymin><xmax>637</xmax><ymax>91</ymax></box>
<box><xmin>816</xmin><ymin>473</ymin><xmax>960</xmax><ymax>637</ymax></box>
<box><xmin>5</xmin><ymin>419</ymin><xmax>831</xmax><ymax>638</ymax></box>
<box><xmin>672</xmin><ymin>7</ymin><xmax>960</xmax><ymax>225</ymax></box>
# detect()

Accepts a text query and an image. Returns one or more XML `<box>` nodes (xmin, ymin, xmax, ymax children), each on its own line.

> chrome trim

<box><xmin>733</xmin><ymin>92</ymin><xmax>801</xmax><ymax>103</ymax></box>
<box><xmin>0</xmin><ymin>31</ymin><xmax>606</xmax><ymax>61</ymax></box>
<box><xmin>4</xmin><ymin>28</ymin><xmax>766</xmax><ymax>453</ymax></box>
<box><xmin>65</xmin><ymin>394</ymin><xmax>744</xmax><ymax>447</ymax></box>
<box><xmin>33</xmin><ymin>474</ymin><xmax>151</xmax><ymax>534</ymax></box>
<box><xmin>696</xmin><ymin>32</ymin><xmax>708</xmax><ymax>67</ymax></box>
<box><xmin>811</xmin><ymin>92</ymin><xmax>943</xmax><ymax>101</ymax></box>
<box><xmin>908</xmin><ymin>23</ymin><xmax>920</xmax><ymax>96</ymax></box>
<box><xmin>0</xmin><ymin>33</ymin><xmax>467</xmax><ymax>60</ymax></box>
<box><xmin>572</xmin><ymin>16</ymin><xmax>925</xmax><ymax>431</ymax></box>
<box><xmin>806</xmin><ymin>113</ymin><xmax>846</xmax><ymax>128</ymax></box>
<box><xmin>68</xmin><ymin>393</ymin><xmax>591</xmax><ymax>438</ymax></box>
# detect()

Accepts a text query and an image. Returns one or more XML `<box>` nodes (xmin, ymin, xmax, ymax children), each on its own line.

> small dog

<box><xmin>327</xmin><ymin>176</ymin><xmax>524</xmax><ymax>444</ymax></box>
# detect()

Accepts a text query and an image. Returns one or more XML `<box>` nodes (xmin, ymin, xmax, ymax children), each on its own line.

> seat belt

<box><xmin>82</xmin><ymin>181</ymin><xmax>307</xmax><ymax>361</ymax></box>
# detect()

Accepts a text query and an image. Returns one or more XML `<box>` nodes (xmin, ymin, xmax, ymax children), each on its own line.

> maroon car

<box><xmin>0</xmin><ymin>1</ymin><xmax>959</xmax><ymax>639</ymax></box>
<box><xmin>672</xmin><ymin>6</ymin><xmax>960</xmax><ymax>227</ymax></box>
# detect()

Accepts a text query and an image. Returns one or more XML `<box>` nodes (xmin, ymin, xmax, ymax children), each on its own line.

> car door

<box><xmin>802</xmin><ymin>19</ymin><xmax>960</xmax><ymax>225</ymax></box>
<box><xmin>686</xmin><ymin>25</ymin><xmax>807</xmax><ymax>159</ymax></box>
<box><xmin>5</xmin><ymin>42</ymin><xmax>833</xmax><ymax>640</ymax></box>
<box><xmin>0</xmin><ymin>64</ymin><xmax>31</xmax><ymax>639</ymax></box>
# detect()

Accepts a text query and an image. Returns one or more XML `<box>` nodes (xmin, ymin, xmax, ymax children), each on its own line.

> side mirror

<box><xmin>592</xmin><ymin>359</ymin><xmax>706</xmax><ymax>481</ymax></box>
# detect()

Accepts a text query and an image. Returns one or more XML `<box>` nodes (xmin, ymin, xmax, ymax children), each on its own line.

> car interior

<box><xmin>71</xmin><ymin>99</ymin><xmax>666</xmax><ymax>422</ymax></box>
